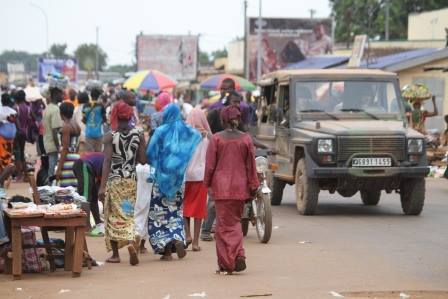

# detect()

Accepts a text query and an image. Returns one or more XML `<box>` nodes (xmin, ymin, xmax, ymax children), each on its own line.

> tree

<box><xmin>376</xmin><ymin>0</ymin><xmax>448</xmax><ymax>40</ymax></box>
<box><xmin>49</xmin><ymin>43</ymin><xmax>69</xmax><ymax>59</ymax></box>
<box><xmin>107</xmin><ymin>64</ymin><xmax>135</xmax><ymax>74</ymax></box>
<box><xmin>74</xmin><ymin>43</ymin><xmax>108</xmax><ymax>71</ymax></box>
<box><xmin>0</xmin><ymin>50</ymin><xmax>39</xmax><ymax>73</ymax></box>
<box><xmin>199</xmin><ymin>51</ymin><xmax>211</xmax><ymax>66</ymax></box>
<box><xmin>331</xmin><ymin>0</ymin><xmax>384</xmax><ymax>47</ymax></box>
<box><xmin>330</xmin><ymin>0</ymin><xmax>448</xmax><ymax>44</ymax></box>
<box><xmin>211</xmin><ymin>48</ymin><xmax>228</xmax><ymax>60</ymax></box>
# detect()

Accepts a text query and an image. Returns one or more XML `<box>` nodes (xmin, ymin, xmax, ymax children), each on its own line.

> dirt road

<box><xmin>1</xmin><ymin>179</ymin><xmax>447</xmax><ymax>299</ymax></box>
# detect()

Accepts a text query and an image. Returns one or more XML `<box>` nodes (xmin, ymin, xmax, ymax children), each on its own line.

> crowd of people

<box><xmin>0</xmin><ymin>73</ymin><xmax>264</xmax><ymax>274</ymax></box>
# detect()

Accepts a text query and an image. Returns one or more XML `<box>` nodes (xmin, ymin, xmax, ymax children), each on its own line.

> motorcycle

<box><xmin>241</xmin><ymin>156</ymin><xmax>273</xmax><ymax>243</ymax></box>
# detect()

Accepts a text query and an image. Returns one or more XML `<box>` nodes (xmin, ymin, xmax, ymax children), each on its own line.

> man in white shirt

<box><xmin>307</xmin><ymin>23</ymin><xmax>333</xmax><ymax>56</ymax></box>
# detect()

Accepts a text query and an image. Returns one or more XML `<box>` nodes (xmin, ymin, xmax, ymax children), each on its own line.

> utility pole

<box><xmin>30</xmin><ymin>3</ymin><xmax>49</xmax><ymax>57</ymax></box>
<box><xmin>385</xmin><ymin>0</ymin><xmax>390</xmax><ymax>41</ymax></box>
<box><xmin>243</xmin><ymin>0</ymin><xmax>248</xmax><ymax>79</ymax></box>
<box><xmin>95</xmin><ymin>26</ymin><xmax>99</xmax><ymax>80</ymax></box>
<box><xmin>309</xmin><ymin>9</ymin><xmax>316</xmax><ymax>19</ymax></box>
<box><xmin>256</xmin><ymin>0</ymin><xmax>262</xmax><ymax>83</ymax></box>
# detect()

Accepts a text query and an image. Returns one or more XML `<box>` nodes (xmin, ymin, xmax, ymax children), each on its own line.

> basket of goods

<box><xmin>401</xmin><ymin>84</ymin><xmax>432</xmax><ymax>103</ymax></box>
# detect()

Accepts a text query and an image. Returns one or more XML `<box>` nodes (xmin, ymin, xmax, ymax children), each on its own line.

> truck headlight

<box><xmin>255</xmin><ymin>157</ymin><xmax>268</xmax><ymax>172</ymax></box>
<box><xmin>407</xmin><ymin>139</ymin><xmax>423</xmax><ymax>153</ymax></box>
<box><xmin>317</xmin><ymin>139</ymin><xmax>334</xmax><ymax>153</ymax></box>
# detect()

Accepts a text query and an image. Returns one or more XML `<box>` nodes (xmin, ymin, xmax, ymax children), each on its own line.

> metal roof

<box><xmin>285</xmin><ymin>56</ymin><xmax>349</xmax><ymax>70</ymax></box>
<box><xmin>340</xmin><ymin>48</ymin><xmax>448</xmax><ymax>71</ymax></box>
<box><xmin>259</xmin><ymin>69</ymin><xmax>397</xmax><ymax>85</ymax></box>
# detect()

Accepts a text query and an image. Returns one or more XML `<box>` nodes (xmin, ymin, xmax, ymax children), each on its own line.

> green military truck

<box><xmin>256</xmin><ymin>69</ymin><xmax>429</xmax><ymax>215</ymax></box>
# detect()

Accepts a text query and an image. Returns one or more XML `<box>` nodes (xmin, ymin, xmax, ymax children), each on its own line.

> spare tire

<box><xmin>361</xmin><ymin>190</ymin><xmax>381</xmax><ymax>206</ymax></box>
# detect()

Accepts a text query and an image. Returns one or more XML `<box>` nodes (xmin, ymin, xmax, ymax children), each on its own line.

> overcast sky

<box><xmin>1</xmin><ymin>0</ymin><xmax>331</xmax><ymax>65</ymax></box>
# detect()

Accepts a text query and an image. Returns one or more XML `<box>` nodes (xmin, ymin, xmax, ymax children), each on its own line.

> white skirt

<box><xmin>134</xmin><ymin>164</ymin><xmax>153</xmax><ymax>240</ymax></box>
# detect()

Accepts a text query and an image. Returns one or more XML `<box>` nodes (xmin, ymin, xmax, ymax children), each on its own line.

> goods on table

<box><xmin>6</xmin><ymin>202</ymin><xmax>85</xmax><ymax>217</ymax></box>
<box><xmin>6</xmin><ymin>203</ymin><xmax>43</xmax><ymax>217</ymax></box>
<box><xmin>402</xmin><ymin>84</ymin><xmax>432</xmax><ymax>102</ymax></box>
<box><xmin>10</xmin><ymin>202</ymin><xmax>34</xmax><ymax>210</ymax></box>
<box><xmin>5</xmin><ymin>186</ymin><xmax>87</xmax><ymax>217</ymax></box>
<box><xmin>36</xmin><ymin>186</ymin><xmax>86</xmax><ymax>205</ymax></box>
<box><xmin>44</xmin><ymin>203</ymin><xmax>85</xmax><ymax>217</ymax></box>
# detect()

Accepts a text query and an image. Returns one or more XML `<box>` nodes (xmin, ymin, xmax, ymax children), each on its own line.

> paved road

<box><xmin>1</xmin><ymin>179</ymin><xmax>447</xmax><ymax>299</ymax></box>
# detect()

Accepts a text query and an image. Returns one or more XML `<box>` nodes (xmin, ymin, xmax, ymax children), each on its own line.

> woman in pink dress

<box><xmin>184</xmin><ymin>108</ymin><xmax>211</xmax><ymax>251</ymax></box>
<box><xmin>204</xmin><ymin>104</ymin><xmax>259</xmax><ymax>274</ymax></box>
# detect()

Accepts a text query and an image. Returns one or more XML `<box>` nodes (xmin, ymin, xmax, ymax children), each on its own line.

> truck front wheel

<box><xmin>271</xmin><ymin>177</ymin><xmax>286</xmax><ymax>206</ymax></box>
<box><xmin>360</xmin><ymin>190</ymin><xmax>381</xmax><ymax>206</ymax></box>
<box><xmin>295</xmin><ymin>159</ymin><xmax>319</xmax><ymax>215</ymax></box>
<box><xmin>400</xmin><ymin>178</ymin><xmax>425</xmax><ymax>215</ymax></box>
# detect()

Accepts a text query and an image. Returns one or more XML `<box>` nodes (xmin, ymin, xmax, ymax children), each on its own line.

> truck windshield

<box><xmin>295</xmin><ymin>80</ymin><xmax>404</xmax><ymax>121</ymax></box>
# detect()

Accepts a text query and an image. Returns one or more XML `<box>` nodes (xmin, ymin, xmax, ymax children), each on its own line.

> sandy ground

<box><xmin>0</xmin><ymin>178</ymin><xmax>447</xmax><ymax>299</ymax></box>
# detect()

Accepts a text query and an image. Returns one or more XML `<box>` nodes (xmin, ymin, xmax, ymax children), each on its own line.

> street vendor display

<box><xmin>1</xmin><ymin>183</ymin><xmax>91</xmax><ymax>279</ymax></box>
<box><xmin>401</xmin><ymin>84</ymin><xmax>438</xmax><ymax>133</ymax></box>
<box><xmin>3</xmin><ymin>206</ymin><xmax>87</xmax><ymax>280</ymax></box>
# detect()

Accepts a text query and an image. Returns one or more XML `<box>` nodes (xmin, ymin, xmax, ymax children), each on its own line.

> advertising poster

<box><xmin>136</xmin><ymin>35</ymin><xmax>198</xmax><ymax>81</ymax></box>
<box><xmin>38</xmin><ymin>58</ymin><xmax>78</xmax><ymax>83</ymax></box>
<box><xmin>7</xmin><ymin>63</ymin><xmax>26</xmax><ymax>84</ymax></box>
<box><xmin>247</xmin><ymin>17</ymin><xmax>332</xmax><ymax>81</ymax></box>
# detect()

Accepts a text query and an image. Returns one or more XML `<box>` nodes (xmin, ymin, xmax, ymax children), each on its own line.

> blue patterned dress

<box><xmin>147</xmin><ymin>183</ymin><xmax>185</xmax><ymax>254</ymax></box>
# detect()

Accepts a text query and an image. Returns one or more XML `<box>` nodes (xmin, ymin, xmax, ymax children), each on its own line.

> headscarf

<box><xmin>186</xmin><ymin>108</ymin><xmax>211</xmax><ymax>135</ymax></box>
<box><xmin>147</xmin><ymin>104</ymin><xmax>201</xmax><ymax>200</ymax></box>
<box><xmin>155</xmin><ymin>91</ymin><xmax>172</xmax><ymax>112</ymax></box>
<box><xmin>110</xmin><ymin>101</ymin><xmax>134</xmax><ymax>130</ymax></box>
<box><xmin>220</xmin><ymin>105</ymin><xmax>241</xmax><ymax>125</ymax></box>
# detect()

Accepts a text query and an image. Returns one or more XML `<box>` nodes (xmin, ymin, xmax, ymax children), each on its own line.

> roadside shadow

<box><xmin>277</xmin><ymin>202</ymin><xmax>408</xmax><ymax>217</ymax></box>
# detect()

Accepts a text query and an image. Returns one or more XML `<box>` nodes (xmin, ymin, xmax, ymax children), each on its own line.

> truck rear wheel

<box><xmin>271</xmin><ymin>177</ymin><xmax>286</xmax><ymax>206</ymax></box>
<box><xmin>295</xmin><ymin>159</ymin><xmax>319</xmax><ymax>215</ymax></box>
<box><xmin>361</xmin><ymin>190</ymin><xmax>381</xmax><ymax>206</ymax></box>
<box><xmin>400</xmin><ymin>178</ymin><xmax>425</xmax><ymax>215</ymax></box>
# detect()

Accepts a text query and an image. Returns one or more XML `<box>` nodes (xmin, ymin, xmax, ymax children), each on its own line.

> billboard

<box><xmin>7</xmin><ymin>63</ymin><xmax>26</xmax><ymax>84</ymax></box>
<box><xmin>247</xmin><ymin>17</ymin><xmax>333</xmax><ymax>81</ymax></box>
<box><xmin>136</xmin><ymin>35</ymin><xmax>198</xmax><ymax>81</ymax></box>
<box><xmin>38</xmin><ymin>58</ymin><xmax>78</xmax><ymax>83</ymax></box>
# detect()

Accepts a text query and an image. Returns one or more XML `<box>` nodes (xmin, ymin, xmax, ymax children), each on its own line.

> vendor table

<box><xmin>3</xmin><ymin>209</ymin><xmax>87</xmax><ymax>280</ymax></box>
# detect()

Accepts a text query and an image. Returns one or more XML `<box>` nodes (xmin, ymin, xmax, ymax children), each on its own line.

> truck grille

<box><xmin>337</xmin><ymin>136</ymin><xmax>405</xmax><ymax>161</ymax></box>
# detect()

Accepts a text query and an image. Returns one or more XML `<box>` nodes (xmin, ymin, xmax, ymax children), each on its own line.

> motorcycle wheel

<box><xmin>241</xmin><ymin>219</ymin><xmax>249</xmax><ymax>237</ymax></box>
<box><xmin>255</xmin><ymin>193</ymin><xmax>272</xmax><ymax>243</ymax></box>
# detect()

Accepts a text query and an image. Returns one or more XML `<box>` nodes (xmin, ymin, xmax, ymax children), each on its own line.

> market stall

<box><xmin>0</xmin><ymin>182</ymin><xmax>91</xmax><ymax>280</ymax></box>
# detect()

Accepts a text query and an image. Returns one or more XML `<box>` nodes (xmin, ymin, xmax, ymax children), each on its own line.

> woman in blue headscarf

<box><xmin>147</xmin><ymin>103</ymin><xmax>201</xmax><ymax>261</ymax></box>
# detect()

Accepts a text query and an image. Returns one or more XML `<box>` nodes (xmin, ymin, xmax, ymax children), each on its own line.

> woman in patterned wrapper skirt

<box><xmin>98</xmin><ymin>101</ymin><xmax>146</xmax><ymax>266</ymax></box>
<box><xmin>146</xmin><ymin>104</ymin><xmax>201</xmax><ymax>261</ymax></box>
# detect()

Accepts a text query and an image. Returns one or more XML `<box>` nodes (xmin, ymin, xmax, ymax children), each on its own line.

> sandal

<box><xmin>174</xmin><ymin>240</ymin><xmax>187</xmax><ymax>259</ymax></box>
<box><xmin>160</xmin><ymin>255</ymin><xmax>173</xmax><ymax>261</ymax></box>
<box><xmin>106</xmin><ymin>256</ymin><xmax>121</xmax><ymax>263</ymax></box>
<box><xmin>128</xmin><ymin>245</ymin><xmax>139</xmax><ymax>266</ymax></box>
<box><xmin>184</xmin><ymin>239</ymin><xmax>192</xmax><ymax>249</ymax></box>
<box><xmin>200</xmin><ymin>233</ymin><xmax>213</xmax><ymax>242</ymax></box>
<box><xmin>235</xmin><ymin>257</ymin><xmax>246</xmax><ymax>272</ymax></box>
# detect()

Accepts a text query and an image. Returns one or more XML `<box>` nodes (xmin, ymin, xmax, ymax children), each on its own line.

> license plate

<box><xmin>352</xmin><ymin>157</ymin><xmax>392</xmax><ymax>167</ymax></box>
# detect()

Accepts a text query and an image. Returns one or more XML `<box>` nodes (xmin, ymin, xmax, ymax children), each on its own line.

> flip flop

<box><xmin>160</xmin><ymin>255</ymin><xmax>173</xmax><ymax>261</ymax></box>
<box><xmin>128</xmin><ymin>245</ymin><xmax>139</xmax><ymax>266</ymax></box>
<box><xmin>200</xmin><ymin>234</ymin><xmax>213</xmax><ymax>242</ymax></box>
<box><xmin>174</xmin><ymin>241</ymin><xmax>187</xmax><ymax>259</ymax></box>
<box><xmin>235</xmin><ymin>257</ymin><xmax>246</xmax><ymax>272</ymax></box>
<box><xmin>184</xmin><ymin>239</ymin><xmax>192</xmax><ymax>249</ymax></box>
<box><xmin>105</xmin><ymin>257</ymin><xmax>121</xmax><ymax>263</ymax></box>
<box><xmin>192</xmin><ymin>246</ymin><xmax>201</xmax><ymax>252</ymax></box>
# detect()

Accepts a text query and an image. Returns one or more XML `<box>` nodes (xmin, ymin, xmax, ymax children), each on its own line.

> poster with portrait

<box><xmin>247</xmin><ymin>17</ymin><xmax>332</xmax><ymax>81</ymax></box>
<box><xmin>136</xmin><ymin>34</ymin><xmax>198</xmax><ymax>81</ymax></box>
